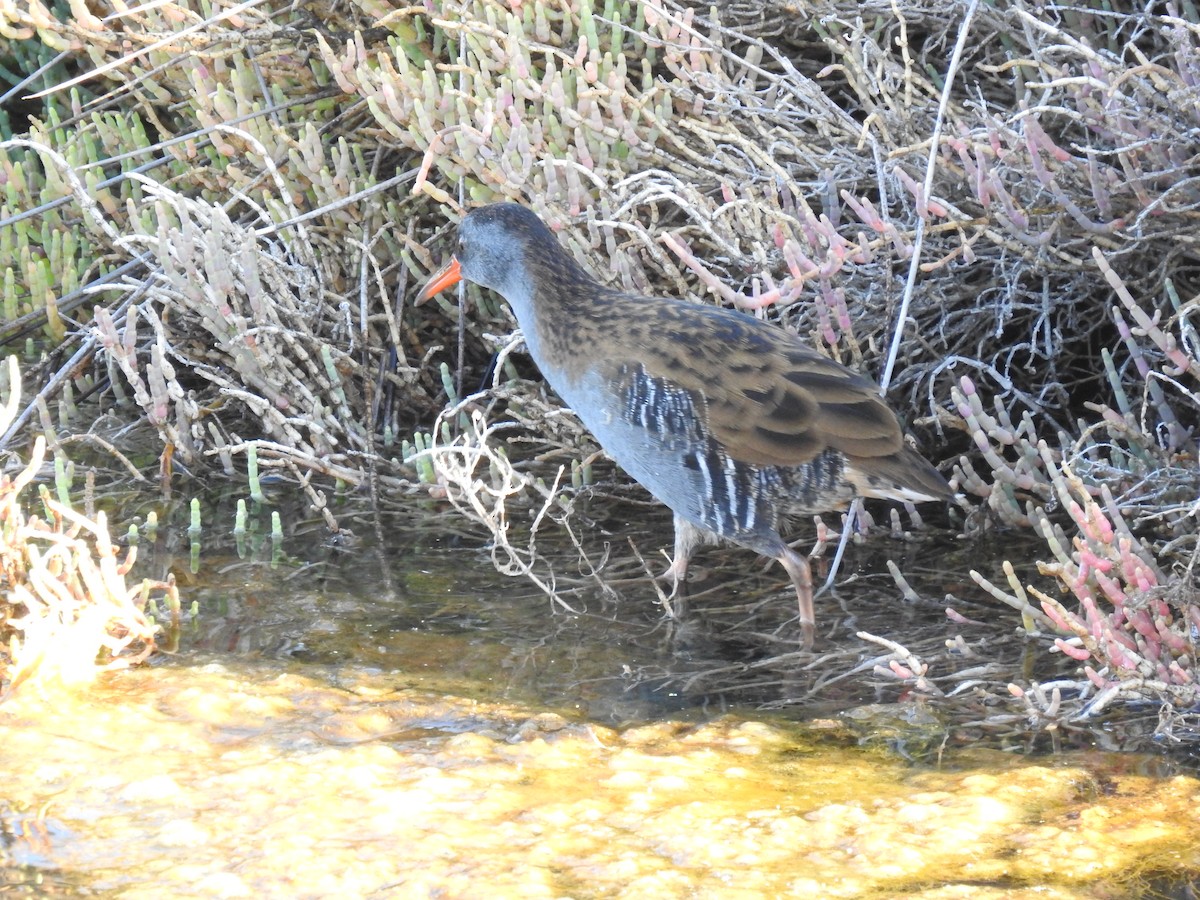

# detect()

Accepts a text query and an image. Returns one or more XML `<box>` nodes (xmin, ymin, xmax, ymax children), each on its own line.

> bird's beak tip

<box><xmin>415</xmin><ymin>257</ymin><xmax>463</xmax><ymax>306</ymax></box>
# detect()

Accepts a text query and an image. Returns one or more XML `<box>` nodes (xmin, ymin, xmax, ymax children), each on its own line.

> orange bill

<box><xmin>415</xmin><ymin>258</ymin><xmax>462</xmax><ymax>305</ymax></box>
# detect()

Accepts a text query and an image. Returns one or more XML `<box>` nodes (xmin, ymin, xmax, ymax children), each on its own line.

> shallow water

<box><xmin>2</xmin><ymin>487</ymin><xmax>1198</xmax><ymax>897</ymax></box>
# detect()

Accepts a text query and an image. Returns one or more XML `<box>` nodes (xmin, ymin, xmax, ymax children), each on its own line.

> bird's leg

<box><xmin>659</xmin><ymin>516</ymin><xmax>719</xmax><ymax>619</ymax></box>
<box><xmin>658</xmin><ymin>555</ymin><xmax>690</xmax><ymax>621</ymax></box>
<box><xmin>776</xmin><ymin>545</ymin><xmax>815</xmax><ymax>650</ymax></box>
<box><xmin>661</xmin><ymin>544</ymin><xmax>690</xmax><ymax>596</ymax></box>
<box><xmin>661</xmin><ymin>516</ymin><xmax>710</xmax><ymax>591</ymax></box>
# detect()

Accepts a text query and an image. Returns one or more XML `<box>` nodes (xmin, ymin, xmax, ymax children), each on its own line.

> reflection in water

<box><xmin>111</xmin><ymin>488</ymin><xmax>1166</xmax><ymax>751</ymax></box>
<box><xmin>129</xmin><ymin>496</ymin><xmax>1060</xmax><ymax>744</ymax></box>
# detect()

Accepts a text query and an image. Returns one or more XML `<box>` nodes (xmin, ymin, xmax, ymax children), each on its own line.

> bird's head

<box><xmin>416</xmin><ymin>203</ymin><xmax>553</xmax><ymax>303</ymax></box>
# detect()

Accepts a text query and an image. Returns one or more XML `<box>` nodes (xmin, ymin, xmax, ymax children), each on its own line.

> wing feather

<box><xmin>600</xmin><ymin>300</ymin><xmax>904</xmax><ymax>469</ymax></box>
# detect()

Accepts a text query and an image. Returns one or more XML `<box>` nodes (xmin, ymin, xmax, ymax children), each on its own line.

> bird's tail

<box><xmin>845</xmin><ymin>446</ymin><xmax>954</xmax><ymax>504</ymax></box>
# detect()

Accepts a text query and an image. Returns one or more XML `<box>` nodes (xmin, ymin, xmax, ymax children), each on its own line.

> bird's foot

<box><xmin>659</xmin><ymin>555</ymin><xmax>688</xmax><ymax>593</ymax></box>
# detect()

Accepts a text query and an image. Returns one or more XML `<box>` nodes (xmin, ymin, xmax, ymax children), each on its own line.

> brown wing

<box><xmin>627</xmin><ymin>300</ymin><xmax>904</xmax><ymax>468</ymax></box>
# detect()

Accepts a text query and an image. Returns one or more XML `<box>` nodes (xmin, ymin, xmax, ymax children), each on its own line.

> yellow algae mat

<box><xmin>2</xmin><ymin>662</ymin><xmax>1197</xmax><ymax>899</ymax></box>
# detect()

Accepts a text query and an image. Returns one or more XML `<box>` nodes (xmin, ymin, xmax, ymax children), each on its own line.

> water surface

<box><xmin>2</xmin><ymin>487</ymin><xmax>1197</xmax><ymax>897</ymax></box>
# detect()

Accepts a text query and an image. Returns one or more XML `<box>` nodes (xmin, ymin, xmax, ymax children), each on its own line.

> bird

<box><xmin>416</xmin><ymin>202</ymin><xmax>952</xmax><ymax>646</ymax></box>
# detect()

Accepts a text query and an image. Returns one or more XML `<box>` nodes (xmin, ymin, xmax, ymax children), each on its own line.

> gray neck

<box><xmin>502</xmin><ymin>281</ymin><xmax>546</xmax><ymax>364</ymax></box>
